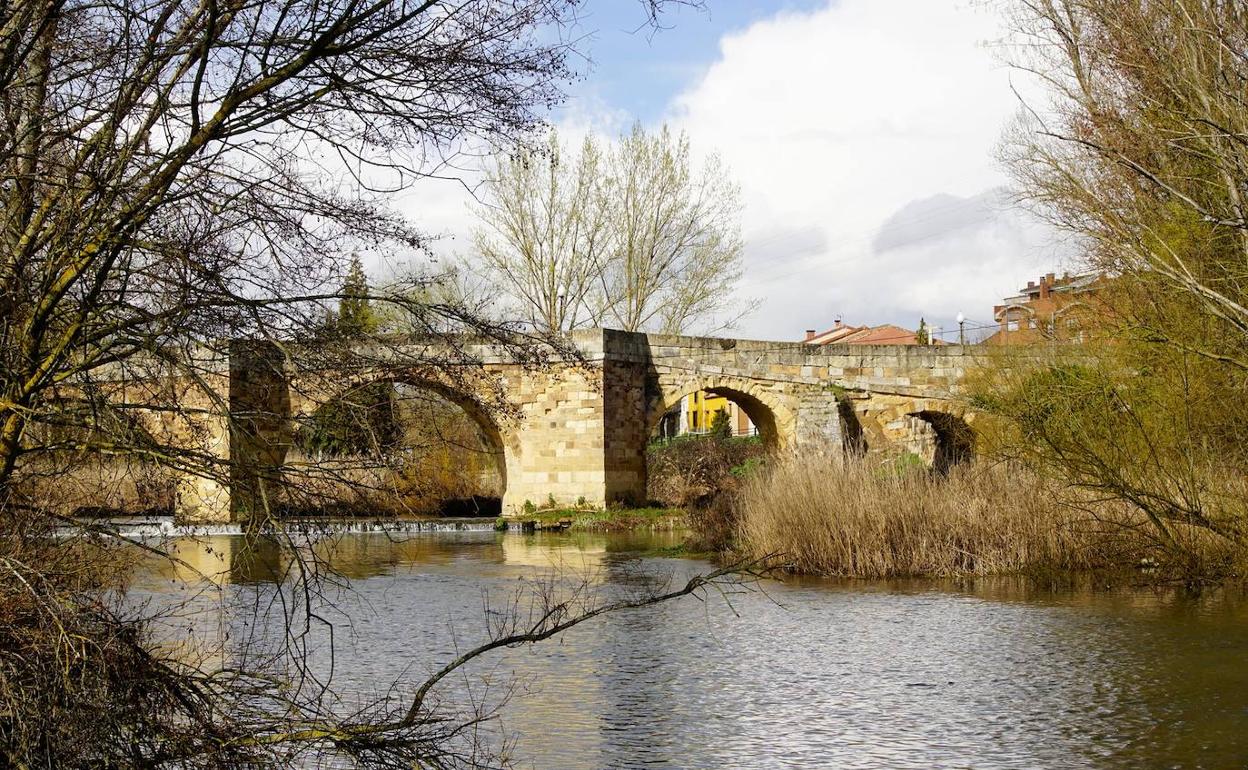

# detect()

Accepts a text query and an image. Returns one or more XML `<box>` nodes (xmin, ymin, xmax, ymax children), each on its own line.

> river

<box><xmin>124</xmin><ymin>527</ymin><xmax>1248</xmax><ymax>769</ymax></box>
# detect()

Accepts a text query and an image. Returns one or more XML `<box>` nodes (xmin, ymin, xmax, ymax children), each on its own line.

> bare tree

<box><xmin>474</xmin><ymin>132</ymin><xmax>612</xmax><ymax>331</ymax></box>
<box><xmin>0</xmin><ymin>0</ymin><xmax>771</xmax><ymax>764</ymax></box>
<box><xmin>472</xmin><ymin>124</ymin><xmax>750</xmax><ymax>334</ymax></box>
<box><xmin>603</xmin><ymin>124</ymin><xmax>748</xmax><ymax>334</ymax></box>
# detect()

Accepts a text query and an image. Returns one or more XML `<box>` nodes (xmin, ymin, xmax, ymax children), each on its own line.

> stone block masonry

<box><xmin>168</xmin><ymin>329</ymin><xmax>993</xmax><ymax>522</ymax></box>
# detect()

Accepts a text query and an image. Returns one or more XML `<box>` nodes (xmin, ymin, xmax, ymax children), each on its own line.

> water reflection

<box><xmin>124</xmin><ymin>531</ymin><xmax>1248</xmax><ymax>769</ymax></box>
<box><xmin>501</xmin><ymin>533</ymin><xmax>605</xmax><ymax>572</ymax></box>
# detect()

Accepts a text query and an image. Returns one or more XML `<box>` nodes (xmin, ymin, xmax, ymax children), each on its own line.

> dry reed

<box><xmin>733</xmin><ymin>455</ymin><xmax>1238</xmax><ymax>579</ymax></box>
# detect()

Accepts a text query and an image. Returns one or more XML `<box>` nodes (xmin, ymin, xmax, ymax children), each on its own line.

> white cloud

<box><xmin>373</xmin><ymin>0</ymin><xmax>1073</xmax><ymax>341</ymax></box>
<box><xmin>669</xmin><ymin>0</ymin><xmax>1069</xmax><ymax>340</ymax></box>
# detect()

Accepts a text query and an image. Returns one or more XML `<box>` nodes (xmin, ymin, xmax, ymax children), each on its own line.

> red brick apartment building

<box><xmin>986</xmin><ymin>272</ymin><xmax>1105</xmax><ymax>345</ymax></box>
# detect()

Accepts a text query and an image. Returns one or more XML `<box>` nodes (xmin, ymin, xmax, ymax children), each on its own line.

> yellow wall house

<box><xmin>682</xmin><ymin>391</ymin><xmax>755</xmax><ymax>437</ymax></box>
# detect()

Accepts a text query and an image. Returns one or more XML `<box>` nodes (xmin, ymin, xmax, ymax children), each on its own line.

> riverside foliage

<box><xmin>972</xmin><ymin>0</ymin><xmax>1248</xmax><ymax>558</ymax></box>
<box><xmin>733</xmin><ymin>456</ymin><xmax>1243</xmax><ymax>580</ymax></box>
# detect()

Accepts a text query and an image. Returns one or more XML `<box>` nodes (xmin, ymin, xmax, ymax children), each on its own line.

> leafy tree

<box><xmin>915</xmin><ymin>318</ymin><xmax>930</xmax><ymax>345</ymax></box>
<box><xmin>710</xmin><ymin>407</ymin><xmax>733</xmax><ymax>440</ymax></box>
<box><xmin>336</xmin><ymin>254</ymin><xmax>378</xmax><ymax>336</ymax></box>
<box><xmin>298</xmin><ymin>381</ymin><xmax>400</xmax><ymax>458</ymax></box>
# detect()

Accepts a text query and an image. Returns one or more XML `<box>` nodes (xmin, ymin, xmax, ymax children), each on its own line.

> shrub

<box><xmin>646</xmin><ymin>435</ymin><xmax>766</xmax><ymax>509</ymax></box>
<box><xmin>646</xmin><ymin>435</ymin><xmax>767</xmax><ymax>552</ymax></box>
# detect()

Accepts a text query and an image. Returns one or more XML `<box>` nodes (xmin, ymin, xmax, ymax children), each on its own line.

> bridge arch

<box><xmin>836</xmin><ymin>397</ymin><xmax>870</xmax><ymax>457</ymax></box>
<box><xmin>289</xmin><ymin>373</ymin><xmax>512</xmax><ymax>513</ymax></box>
<box><xmin>648</xmin><ymin>378</ymin><xmax>796</xmax><ymax>449</ymax></box>
<box><xmin>23</xmin><ymin>398</ymin><xmax>182</xmax><ymax>515</ymax></box>
<box><xmin>845</xmin><ymin>394</ymin><xmax>977</xmax><ymax>473</ymax></box>
<box><xmin>908</xmin><ymin>409</ymin><xmax>976</xmax><ymax>474</ymax></box>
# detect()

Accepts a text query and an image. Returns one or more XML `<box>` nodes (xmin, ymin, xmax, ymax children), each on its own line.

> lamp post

<box><xmin>956</xmin><ymin>311</ymin><xmax>966</xmax><ymax>346</ymax></box>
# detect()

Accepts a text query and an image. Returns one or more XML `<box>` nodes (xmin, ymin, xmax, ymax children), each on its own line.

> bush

<box><xmin>646</xmin><ymin>435</ymin><xmax>765</xmax><ymax>509</ymax></box>
<box><xmin>0</xmin><ymin>510</ymin><xmax>239</xmax><ymax>766</ymax></box>
<box><xmin>647</xmin><ymin>435</ymin><xmax>766</xmax><ymax>552</ymax></box>
<box><xmin>685</xmin><ymin>493</ymin><xmax>740</xmax><ymax>553</ymax></box>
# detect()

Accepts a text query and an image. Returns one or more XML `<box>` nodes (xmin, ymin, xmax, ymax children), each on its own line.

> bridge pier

<box><xmin>173</xmin><ymin>341</ymin><xmax>290</xmax><ymax>524</ymax></box>
<box><xmin>169</xmin><ymin>355</ymin><xmax>234</xmax><ymax>524</ymax></box>
<box><xmin>498</xmin><ymin>330</ymin><xmax>649</xmax><ymax>514</ymax></box>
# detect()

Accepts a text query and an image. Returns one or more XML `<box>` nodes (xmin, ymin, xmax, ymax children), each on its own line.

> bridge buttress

<box><xmin>174</xmin><ymin>341</ymin><xmax>291</xmax><ymax>524</ymax></box>
<box><xmin>498</xmin><ymin>350</ymin><xmax>621</xmax><ymax>514</ymax></box>
<box><xmin>170</xmin><ymin>356</ymin><xmax>234</xmax><ymax>524</ymax></box>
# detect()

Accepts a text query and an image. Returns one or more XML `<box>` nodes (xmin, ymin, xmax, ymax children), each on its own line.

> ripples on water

<box><xmin>125</xmin><ymin>530</ymin><xmax>1248</xmax><ymax>769</ymax></box>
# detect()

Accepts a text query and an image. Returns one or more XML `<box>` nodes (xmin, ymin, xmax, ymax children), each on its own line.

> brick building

<box><xmin>986</xmin><ymin>272</ymin><xmax>1104</xmax><ymax>345</ymax></box>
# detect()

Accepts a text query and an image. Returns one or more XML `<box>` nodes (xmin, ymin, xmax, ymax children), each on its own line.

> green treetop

<box><xmin>337</xmin><ymin>254</ymin><xmax>378</xmax><ymax>336</ymax></box>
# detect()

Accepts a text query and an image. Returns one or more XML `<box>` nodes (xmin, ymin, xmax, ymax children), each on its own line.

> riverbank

<box><xmin>499</xmin><ymin>506</ymin><xmax>686</xmax><ymax>533</ymax></box>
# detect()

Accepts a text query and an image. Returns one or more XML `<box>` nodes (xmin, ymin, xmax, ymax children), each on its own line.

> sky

<box><xmin>387</xmin><ymin>0</ymin><xmax>1074</xmax><ymax>342</ymax></box>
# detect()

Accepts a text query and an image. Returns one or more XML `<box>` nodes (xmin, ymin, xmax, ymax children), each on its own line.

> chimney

<box><xmin>1040</xmin><ymin>272</ymin><xmax>1054</xmax><ymax>299</ymax></box>
<box><xmin>804</xmin><ymin>329</ymin><xmax>817</xmax><ymax>341</ymax></box>
<box><xmin>834</xmin><ymin>315</ymin><xmax>843</xmax><ymax>329</ymax></box>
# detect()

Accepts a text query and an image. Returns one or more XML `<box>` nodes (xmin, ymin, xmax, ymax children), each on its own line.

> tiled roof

<box><xmin>840</xmin><ymin>324</ymin><xmax>922</xmax><ymax>345</ymax></box>
<box><xmin>805</xmin><ymin>323</ymin><xmax>933</xmax><ymax>346</ymax></box>
<box><xmin>805</xmin><ymin>324</ymin><xmax>868</xmax><ymax>345</ymax></box>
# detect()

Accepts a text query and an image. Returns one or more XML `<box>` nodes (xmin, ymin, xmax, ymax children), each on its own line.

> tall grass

<box><xmin>733</xmin><ymin>455</ymin><xmax>1239</xmax><ymax>579</ymax></box>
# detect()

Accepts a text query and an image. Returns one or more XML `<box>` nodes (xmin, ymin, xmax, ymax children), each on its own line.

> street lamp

<box><xmin>956</xmin><ymin>311</ymin><xmax>966</xmax><ymax>346</ymax></box>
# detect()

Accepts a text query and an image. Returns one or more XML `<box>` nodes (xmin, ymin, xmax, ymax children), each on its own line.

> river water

<box><xmin>125</xmin><ymin>528</ymin><xmax>1248</xmax><ymax>769</ymax></box>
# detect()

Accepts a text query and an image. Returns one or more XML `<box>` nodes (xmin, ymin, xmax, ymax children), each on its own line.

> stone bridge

<box><xmin>172</xmin><ymin>328</ymin><xmax>984</xmax><ymax>522</ymax></box>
